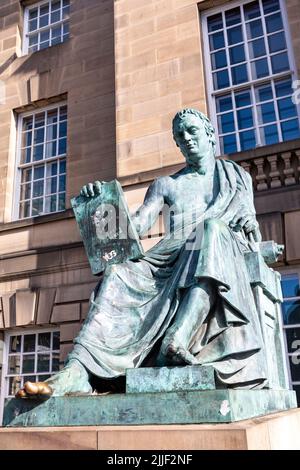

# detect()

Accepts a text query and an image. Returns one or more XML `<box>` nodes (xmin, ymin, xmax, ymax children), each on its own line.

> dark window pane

<box><xmin>38</xmin><ymin>374</ymin><xmax>50</xmax><ymax>381</ymax></box>
<box><xmin>213</xmin><ymin>70</ymin><xmax>230</xmax><ymax>90</ymax></box>
<box><xmin>47</xmin><ymin>109</ymin><xmax>58</xmax><ymax>125</ymax></box>
<box><xmin>39</xmin><ymin>14</ymin><xmax>49</xmax><ymax>28</ymax></box>
<box><xmin>9</xmin><ymin>336</ymin><xmax>21</xmax><ymax>353</ymax></box>
<box><xmin>265</xmin><ymin>12</ymin><xmax>283</xmax><ymax>33</ymax></box>
<box><xmin>52</xmin><ymin>353</ymin><xmax>60</xmax><ymax>372</ymax></box>
<box><xmin>8</xmin><ymin>377</ymin><xmax>21</xmax><ymax>396</ymax></box>
<box><xmin>46</xmin><ymin>177</ymin><xmax>57</xmax><ymax>195</ymax></box>
<box><xmin>275</xmin><ymin>79</ymin><xmax>293</xmax><ymax>97</ymax></box>
<box><xmin>29</xmin><ymin>8</ymin><xmax>38</xmax><ymax>19</ymax></box>
<box><xmin>29</xmin><ymin>34</ymin><xmax>38</xmax><ymax>46</ymax></box>
<box><xmin>258</xmin><ymin>102</ymin><xmax>276</xmax><ymax>123</ymax></box>
<box><xmin>216</xmin><ymin>95</ymin><xmax>232</xmax><ymax>113</ymax></box>
<box><xmin>45</xmin><ymin>195</ymin><xmax>57</xmax><ymax>213</ymax></box>
<box><xmin>263</xmin><ymin>0</ymin><xmax>280</xmax><ymax>14</ymax></box>
<box><xmin>227</xmin><ymin>25</ymin><xmax>243</xmax><ymax>45</ymax></box>
<box><xmin>22</xmin><ymin>168</ymin><xmax>32</xmax><ymax>183</ymax></box>
<box><xmin>58</xmin><ymin>138</ymin><xmax>67</xmax><ymax>155</ymax></box>
<box><xmin>244</xmin><ymin>1</ymin><xmax>261</xmax><ymax>20</ymax></box>
<box><xmin>282</xmin><ymin>300</ymin><xmax>300</xmax><ymax>325</ymax></box>
<box><xmin>222</xmin><ymin>134</ymin><xmax>237</xmax><ymax>154</ymax></box>
<box><xmin>34</xmin><ymin>128</ymin><xmax>44</xmax><ymax>145</ymax></box>
<box><xmin>209</xmin><ymin>31</ymin><xmax>225</xmax><ymax>51</ymax></box>
<box><xmin>218</xmin><ymin>112</ymin><xmax>235</xmax><ymax>134</ymax></box>
<box><xmin>22</xmin><ymin>354</ymin><xmax>35</xmax><ymax>373</ymax></box>
<box><xmin>255</xmin><ymin>83</ymin><xmax>273</xmax><ymax>102</ymax></box>
<box><xmin>35</xmin><ymin>113</ymin><xmax>45</xmax><ymax>128</ymax></box>
<box><xmin>281</xmin><ymin>274</ymin><xmax>300</xmax><ymax>298</ymax></box>
<box><xmin>278</xmin><ymin>98</ymin><xmax>297</xmax><ymax>120</ymax></box>
<box><xmin>24</xmin><ymin>334</ymin><xmax>35</xmax><ymax>352</ymax></box>
<box><xmin>38</xmin><ymin>332</ymin><xmax>51</xmax><ymax>352</ymax></box>
<box><xmin>23</xmin><ymin>117</ymin><xmax>33</xmax><ymax>132</ymax></box>
<box><xmin>249</xmin><ymin>38</ymin><xmax>266</xmax><ymax>59</ymax></box>
<box><xmin>60</xmin><ymin>106</ymin><xmax>68</xmax><ymax>121</ymax></box>
<box><xmin>33</xmin><ymin>180</ymin><xmax>44</xmax><ymax>198</ymax></box>
<box><xmin>21</xmin><ymin>183</ymin><xmax>31</xmax><ymax>201</ymax></box>
<box><xmin>229</xmin><ymin>45</ymin><xmax>245</xmax><ymax>65</ymax></box>
<box><xmin>59</xmin><ymin>121</ymin><xmax>67</xmax><ymax>138</ymax></box>
<box><xmin>237</xmin><ymin>108</ymin><xmax>254</xmax><ymax>129</ymax></box>
<box><xmin>37</xmin><ymin>354</ymin><xmax>50</xmax><ymax>373</ymax></box>
<box><xmin>19</xmin><ymin>201</ymin><xmax>30</xmax><ymax>219</ymax></box>
<box><xmin>235</xmin><ymin>90</ymin><xmax>251</xmax><ymax>108</ymax></box>
<box><xmin>247</xmin><ymin>19</ymin><xmax>263</xmax><ymax>39</ymax></box>
<box><xmin>240</xmin><ymin>129</ymin><xmax>256</xmax><ymax>150</ymax></box>
<box><xmin>29</xmin><ymin>19</ymin><xmax>38</xmax><ymax>32</ymax></box>
<box><xmin>22</xmin><ymin>131</ymin><xmax>32</xmax><ymax>148</ymax></box>
<box><xmin>46</xmin><ymin>162</ymin><xmax>58</xmax><ymax>176</ymax></box>
<box><xmin>260</xmin><ymin>124</ymin><xmax>279</xmax><ymax>145</ymax></box>
<box><xmin>60</xmin><ymin>160</ymin><xmax>66</xmax><ymax>174</ymax></box>
<box><xmin>281</xmin><ymin>119</ymin><xmax>300</xmax><ymax>141</ymax></box>
<box><xmin>8</xmin><ymin>356</ymin><xmax>21</xmax><ymax>374</ymax></box>
<box><xmin>51</xmin><ymin>10</ymin><xmax>60</xmax><ymax>23</ymax></box>
<box><xmin>271</xmin><ymin>52</ymin><xmax>290</xmax><ymax>74</ymax></box>
<box><xmin>34</xmin><ymin>165</ymin><xmax>44</xmax><ymax>180</ymax></box>
<box><xmin>53</xmin><ymin>331</ymin><xmax>60</xmax><ymax>350</ymax></box>
<box><xmin>208</xmin><ymin>13</ymin><xmax>223</xmax><ymax>32</ymax></box>
<box><xmin>231</xmin><ymin>64</ymin><xmax>248</xmax><ymax>85</ymax></box>
<box><xmin>251</xmin><ymin>58</ymin><xmax>269</xmax><ymax>79</ymax></box>
<box><xmin>225</xmin><ymin>7</ymin><xmax>241</xmax><ymax>27</ymax></box>
<box><xmin>286</xmin><ymin>328</ymin><xmax>300</xmax><ymax>354</ymax></box>
<box><xmin>40</xmin><ymin>5</ymin><xmax>49</xmax><ymax>15</ymax></box>
<box><xmin>58</xmin><ymin>193</ymin><xmax>65</xmax><ymax>211</ymax></box>
<box><xmin>289</xmin><ymin>357</ymin><xmax>300</xmax><ymax>382</ymax></box>
<box><xmin>22</xmin><ymin>148</ymin><xmax>31</xmax><ymax>164</ymax></box>
<box><xmin>32</xmin><ymin>198</ymin><xmax>43</xmax><ymax>216</ymax></box>
<box><xmin>47</xmin><ymin>124</ymin><xmax>57</xmax><ymax>141</ymax></box>
<box><xmin>211</xmin><ymin>50</ymin><xmax>227</xmax><ymax>70</ymax></box>
<box><xmin>41</xmin><ymin>30</ymin><xmax>50</xmax><ymax>43</ymax></box>
<box><xmin>268</xmin><ymin>32</ymin><xmax>286</xmax><ymax>53</ymax></box>
<box><xmin>46</xmin><ymin>141</ymin><xmax>57</xmax><ymax>158</ymax></box>
<box><xmin>33</xmin><ymin>144</ymin><xmax>44</xmax><ymax>161</ymax></box>
<box><xmin>59</xmin><ymin>175</ymin><xmax>66</xmax><ymax>192</ymax></box>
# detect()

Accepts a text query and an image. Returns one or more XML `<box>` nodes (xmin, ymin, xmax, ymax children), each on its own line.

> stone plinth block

<box><xmin>2</xmin><ymin>409</ymin><xmax>300</xmax><ymax>449</ymax></box>
<box><xmin>126</xmin><ymin>365</ymin><xmax>215</xmax><ymax>393</ymax></box>
<box><xmin>3</xmin><ymin>389</ymin><xmax>297</xmax><ymax>427</ymax></box>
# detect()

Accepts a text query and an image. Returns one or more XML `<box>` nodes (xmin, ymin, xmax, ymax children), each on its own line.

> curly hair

<box><xmin>172</xmin><ymin>108</ymin><xmax>216</xmax><ymax>156</ymax></box>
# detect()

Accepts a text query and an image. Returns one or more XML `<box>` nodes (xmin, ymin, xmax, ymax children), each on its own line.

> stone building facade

<box><xmin>0</xmin><ymin>0</ymin><xmax>300</xmax><ymax>421</ymax></box>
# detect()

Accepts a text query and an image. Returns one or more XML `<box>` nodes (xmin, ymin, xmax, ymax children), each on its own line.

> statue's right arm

<box><xmin>131</xmin><ymin>178</ymin><xmax>165</xmax><ymax>237</ymax></box>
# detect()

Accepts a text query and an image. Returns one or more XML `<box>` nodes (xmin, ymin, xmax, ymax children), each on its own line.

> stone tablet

<box><xmin>71</xmin><ymin>180</ymin><xmax>144</xmax><ymax>275</ymax></box>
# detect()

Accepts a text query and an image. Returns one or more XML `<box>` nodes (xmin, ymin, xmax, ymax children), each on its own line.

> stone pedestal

<box><xmin>1</xmin><ymin>409</ymin><xmax>300</xmax><ymax>450</ymax></box>
<box><xmin>3</xmin><ymin>388</ymin><xmax>296</xmax><ymax>427</ymax></box>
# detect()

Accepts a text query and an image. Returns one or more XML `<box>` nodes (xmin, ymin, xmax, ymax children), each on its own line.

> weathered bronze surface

<box><xmin>15</xmin><ymin>109</ymin><xmax>289</xmax><ymax>400</ymax></box>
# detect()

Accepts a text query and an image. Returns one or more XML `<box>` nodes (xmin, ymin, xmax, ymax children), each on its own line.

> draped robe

<box><xmin>68</xmin><ymin>159</ymin><xmax>268</xmax><ymax>389</ymax></box>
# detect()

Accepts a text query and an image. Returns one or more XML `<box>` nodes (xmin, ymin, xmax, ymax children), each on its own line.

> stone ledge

<box><xmin>1</xmin><ymin>409</ymin><xmax>300</xmax><ymax>450</ymax></box>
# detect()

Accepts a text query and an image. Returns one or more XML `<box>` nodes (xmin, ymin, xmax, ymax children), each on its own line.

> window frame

<box><xmin>23</xmin><ymin>0</ymin><xmax>70</xmax><ymax>55</ymax></box>
<box><xmin>13</xmin><ymin>101</ymin><xmax>68</xmax><ymax>221</ymax></box>
<box><xmin>279</xmin><ymin>268</ymin><xmax>300</xmax><ymax>397</ymax></box>
<box><xmin>201</xmin><ymin>0</ymin><xmax>300</xmax><ymax>155</ymax></box>
<box><xmin>0</xmin><ymin>327</ymin><xmax>60</xmax><ymax>425</ymax></box>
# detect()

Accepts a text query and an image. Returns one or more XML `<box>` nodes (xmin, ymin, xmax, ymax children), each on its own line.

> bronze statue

<box><xmin>16</xmin><ymin>109</ymin><xmax>268</xmax><ymax>398</ymax></box>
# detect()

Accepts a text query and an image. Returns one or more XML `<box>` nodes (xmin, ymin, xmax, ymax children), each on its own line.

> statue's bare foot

<box><xmin>160</xmin><ymin>334</ymin><xmax>198</xmax><ymax>365</ymax></box>
<box><xmin>15</xmin><ymin>359</ymin><xmax>92</xmax><ymax>399</ymax></box>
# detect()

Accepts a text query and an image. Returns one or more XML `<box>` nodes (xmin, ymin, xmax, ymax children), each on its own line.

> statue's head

<box><xmin>172</xmin><ymin>109</ymin><xmax>216</xmax><ymax>166</ymax></box>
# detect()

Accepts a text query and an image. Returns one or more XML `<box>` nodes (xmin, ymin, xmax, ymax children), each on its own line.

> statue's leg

<box><xmin>159</xmin><ymin>279</ymin><xmax>215</xmax><ymax>365</ymax></box>
<box><xmin>16</xmin><ymin>358</ymin><xmax>92</xmax><ymax>398</ymax></box>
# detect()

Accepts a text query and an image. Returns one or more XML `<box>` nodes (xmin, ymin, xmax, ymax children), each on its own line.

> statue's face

<box><xmin>173</xmin><ymin>114</ymin><xmax>212</xmax><ymax>165</ymax></box>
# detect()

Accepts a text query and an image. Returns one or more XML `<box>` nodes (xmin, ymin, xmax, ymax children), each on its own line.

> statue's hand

<box><xmin>80</xmin><ymin>181</ymin><xmax>102</xmax><ymax>198</ymax></box>
<box><xmin>229</xmin><ymin>213</ymin><xmax>261</xmax><ymax>242</ymax></box>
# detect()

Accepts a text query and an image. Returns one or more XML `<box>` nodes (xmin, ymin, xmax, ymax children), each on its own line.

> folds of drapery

<box><xmin>68</xmin><ymin>160</ymin><xmax>267</xmax><ymax>388</ymax></box>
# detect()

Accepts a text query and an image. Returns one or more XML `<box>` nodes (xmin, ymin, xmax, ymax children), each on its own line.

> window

<box><xmin>281</xmin><ymin>273</ymin><xmax>300</xmax><ymax>404</ymax></box>
<box><xmin>0</xmin><ymin>329</ymin><xmax>60</xmax><ymax>422</ymax></box>
<box><xmin>15</xmin><ymin>103</ymin><xmax>67</xmax><ymax>220</ymax></box>
<box><xmin>24</xmin><ymin>0</ymin><xmax>70</xmax><ymax>54</ymax></box>
<box><xmin>202</xmin><ymin>0</ymin><xmax>300</xmax><ymax>155</ymax></box>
